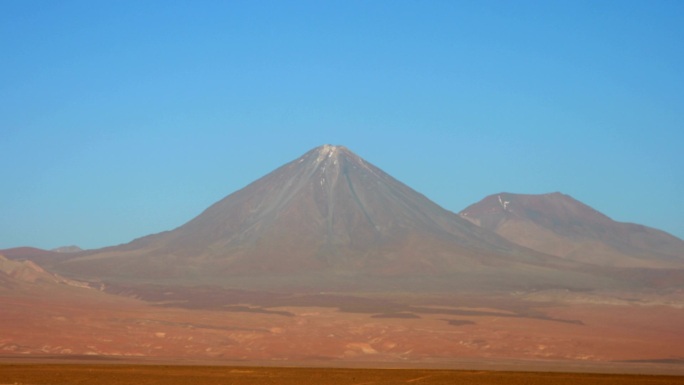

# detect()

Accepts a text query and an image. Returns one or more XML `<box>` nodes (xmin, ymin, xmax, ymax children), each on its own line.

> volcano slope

<box><xmin>48</xmin><ymin>145</ymin><xmax>610</xmax><ymax>292</ymax></box>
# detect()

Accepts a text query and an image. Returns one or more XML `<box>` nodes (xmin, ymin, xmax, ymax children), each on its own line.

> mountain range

<box><xmin>5</xmin><ymin>144</ymin><xmax>681</xmax><ymax>292</ymax></box>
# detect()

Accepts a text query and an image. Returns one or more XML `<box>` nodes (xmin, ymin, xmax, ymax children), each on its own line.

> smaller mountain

<box><xmin>459</xmin><ymin>192</ymin><xmax>684</xmax><ymax>268</ymax></box>
<box><xmin>51</xmin><ymin>245</ymin><xmax>83</xmax><ymax>253</ymax></box>
<box><xmin>0</xmin><ymin>246</ymin><xmax>56</xmax><ymax>260</ymax></box>
<box><xmin>0</xmin><ymin>246</ymin><xmax>81</xmax><ymax>268</ymax></box>
<box><xmin>0</xmin><ymin>254</ymin><xmax>89</xmax><ymax>289</ymax></box>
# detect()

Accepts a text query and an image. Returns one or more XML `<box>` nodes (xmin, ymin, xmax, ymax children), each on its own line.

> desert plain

<box><xmin>2</xmin><ymin>279</ymin><xmax>684</xmax><ymax>377</ymax></box>
<box><xmin>3</xmin><ymin>363</ymin><xmax>684</xmax><ymax>385</ymax></box>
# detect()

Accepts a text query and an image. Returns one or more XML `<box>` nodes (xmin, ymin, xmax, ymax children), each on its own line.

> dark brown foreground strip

<box><xmin>1</xmin><ymin>364</ymin><xmax>683</xmax><ymax>385</ymax></box>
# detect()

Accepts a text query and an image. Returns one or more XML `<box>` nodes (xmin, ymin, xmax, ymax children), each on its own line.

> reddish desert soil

<box><xmin>1</xmin><ymin>364</ymin><xmax>683</xmax><ymax>385</ymax></box>
<box><xmin>2</xmin><ymin>283</ymin><xmax>684</xmax><ymax>374</ymax></box>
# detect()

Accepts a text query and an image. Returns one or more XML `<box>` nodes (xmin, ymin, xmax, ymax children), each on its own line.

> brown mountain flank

<box><xmin>460</xmin><ymin>192</ymin><xmax>684</xmax><ymax>269</ymax></box>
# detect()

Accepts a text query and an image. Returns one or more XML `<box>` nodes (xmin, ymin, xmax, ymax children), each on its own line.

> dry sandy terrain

<box><xmin>2</xmin><ymin>282</ymin><xmax>684</xmax><ymax>375</ymax></box>
<box><xmin>1</xmin><ymin>364</ymin><xmax>683</xmax><ymax>385</ymax></box>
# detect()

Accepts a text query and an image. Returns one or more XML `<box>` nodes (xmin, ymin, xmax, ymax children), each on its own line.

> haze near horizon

<box><xmin>1</xmin><ymin>1</ymin><xmax>682</xmax><ymax>249</ymax></box>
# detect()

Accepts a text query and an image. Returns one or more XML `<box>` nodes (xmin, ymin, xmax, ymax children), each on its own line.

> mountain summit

<box><xmin>53</xmin><ymin>146</ymin><xmax>605</xmax><ymax>290</ymax></box>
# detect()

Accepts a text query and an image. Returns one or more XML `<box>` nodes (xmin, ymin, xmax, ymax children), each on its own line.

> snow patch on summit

<box><xmin>316</xmin><ymin>144</ymin><xmax>340</xmax><ymax>162</ymax></box>
<box><xmin>498</xmin><ymin>195</ymin><xmax>510</xmax><ymax>210</ymax></box>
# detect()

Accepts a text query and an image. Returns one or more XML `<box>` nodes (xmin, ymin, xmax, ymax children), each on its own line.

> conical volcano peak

<box><xmin>66</xmin><ymin>144</ymin><xmax>534</xmax><ymax>280</ymax></box>
<box><xmin>52</xmin><ymin>145</ymin><xmax>649</xmax><ymax>290</ymax></box>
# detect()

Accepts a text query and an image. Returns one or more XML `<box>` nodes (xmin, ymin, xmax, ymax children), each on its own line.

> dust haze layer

<box><xmin>47</xmin><ymin>145</ymin><xmax>608</xmax><ymax>291</ymax></box>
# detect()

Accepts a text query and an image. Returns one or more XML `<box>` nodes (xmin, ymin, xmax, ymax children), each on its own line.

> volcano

<box><xmin>51</xmin><ymin>146</ymin><xmax>616</xmax><ymax>290</ymax></box>
<box><xmin>459</xmin><ymin>192</ymin><xmax>684</xmax><ymax>269</ymax></box>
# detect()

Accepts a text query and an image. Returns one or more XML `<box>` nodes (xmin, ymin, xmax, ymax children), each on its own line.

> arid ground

<box><xmin>1</xmin><ymin>364</ymin><xmax>683</xmax><ymax>385</ymax></box>
<box><xmin>2</xmin><ymin>281</ymin><xmax>684</xmax><ymax>374</ymax></box>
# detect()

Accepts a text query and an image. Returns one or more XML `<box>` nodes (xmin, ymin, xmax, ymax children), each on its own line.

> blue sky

<box><xmin>2</xmin><ymin>0</ymin><xmax>683</xmax><ymax>249</ymax></box>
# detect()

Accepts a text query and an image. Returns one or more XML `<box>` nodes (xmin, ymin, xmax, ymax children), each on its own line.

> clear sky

<box><xmin>2</xmin><ymin>0</ymin><xmax>683</xmax><ymax>250</ymax></box>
